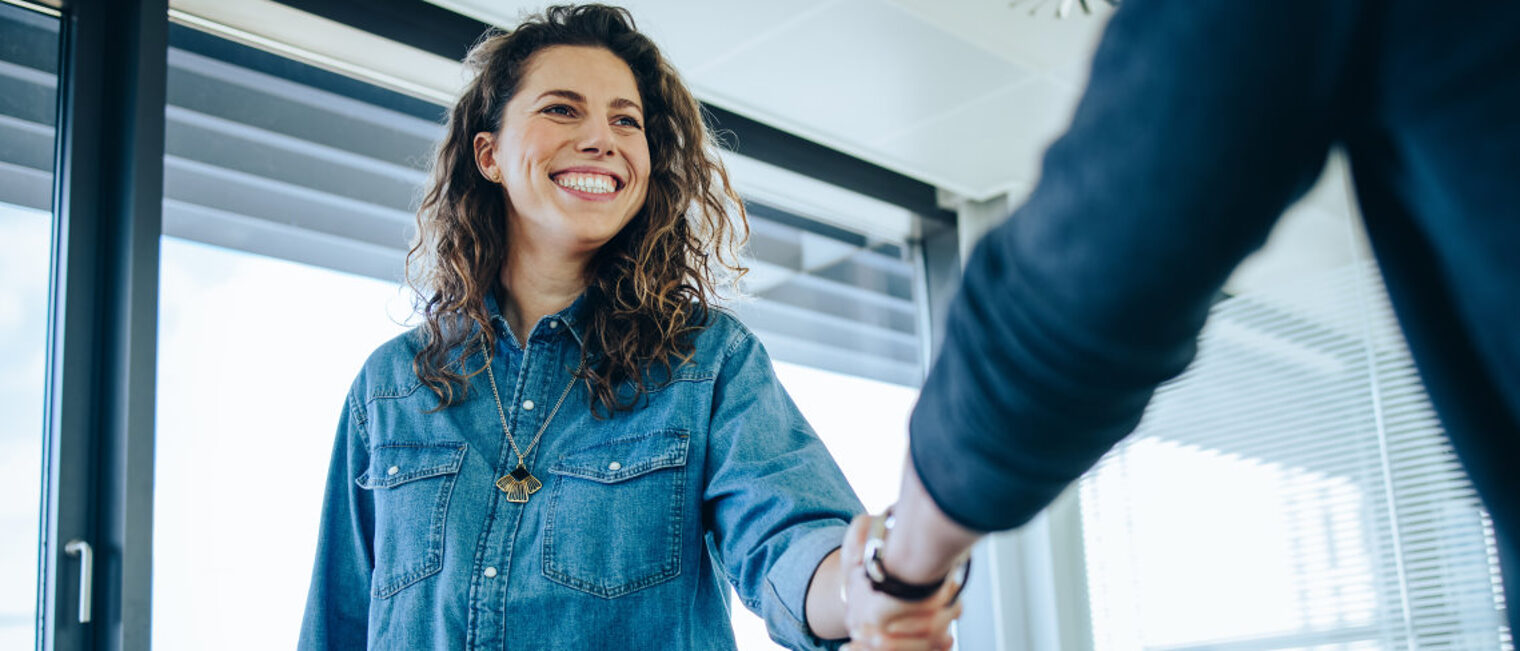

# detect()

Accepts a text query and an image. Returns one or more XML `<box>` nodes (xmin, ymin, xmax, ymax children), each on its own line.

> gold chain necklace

<box><xmin>482</xmin><ymin>339</ymin><xmax>582</xmax><ymax>503</ymax></box>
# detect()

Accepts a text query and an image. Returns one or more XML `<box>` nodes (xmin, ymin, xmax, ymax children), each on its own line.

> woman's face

<box><xmin>476</xmin><ymin>45</ymin><xmax>652</xmax><ymax>259</ymax></box>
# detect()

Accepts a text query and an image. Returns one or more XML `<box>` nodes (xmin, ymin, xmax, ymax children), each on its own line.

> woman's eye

<box><xmin>543</xmin><ymin>104</ymin><xmax>575</xmax><ymax>117</ymax></box>
<box><xmin>615</xmin><ymin>116</ymin><xmax>642</xmax><ymax>129</ymax></box>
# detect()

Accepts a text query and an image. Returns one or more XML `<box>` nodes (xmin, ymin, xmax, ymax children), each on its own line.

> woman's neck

<box><xmin>498</xmin><ymin>242</ymin><xmax>589</xmax><ymax>346</ymax></box>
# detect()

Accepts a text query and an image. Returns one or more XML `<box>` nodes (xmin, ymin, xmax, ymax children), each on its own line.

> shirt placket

<box><xmin>466</xmin><ymin>330</ymin><xmax>553</xmax><ymax>650</ymax></box>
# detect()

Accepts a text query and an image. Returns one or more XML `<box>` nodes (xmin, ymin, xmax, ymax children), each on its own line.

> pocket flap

<box><xmin>549</xmin><ymin>430</ymin><xmax>689</xmax><ymax>484</ymax></box>
<box><xmin>357</xmin><ymin>442</ymin><xmax>467</xmax><ymax>489</ymax></box>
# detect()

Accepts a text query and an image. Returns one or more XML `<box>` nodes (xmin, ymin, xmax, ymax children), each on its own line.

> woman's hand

<box><xmin>838</xmin><ymin>514</ymin><xmax>963</xmax><ymax>651</ymax></box>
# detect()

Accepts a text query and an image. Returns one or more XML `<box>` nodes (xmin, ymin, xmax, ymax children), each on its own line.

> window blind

<box><xmin>1078</xmin><ymin>261</ymin><xmax>1511</xmax><ymax>650</ymax></box>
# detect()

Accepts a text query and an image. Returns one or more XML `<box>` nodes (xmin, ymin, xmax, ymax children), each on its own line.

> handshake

<box><xmin>834</xmin><ymin>510</ymin><xmax>971</xmax><ymax>651</ymax></box>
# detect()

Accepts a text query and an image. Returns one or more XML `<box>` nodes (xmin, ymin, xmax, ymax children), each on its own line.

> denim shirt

<box><xmin>300</xmin><ymin>294</ymin><xmax>863</xmax><ymax>650</ymax></box>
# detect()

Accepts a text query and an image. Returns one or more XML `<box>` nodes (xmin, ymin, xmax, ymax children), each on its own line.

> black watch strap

<box><xmin>861</xmin><ymin>508</ymin><xmax>972</xmax><ymax>603</ymax></box>
<box><xmin>864</xmin><ymin>554</ymin><xmax>948</xmax><ymax>601</ymax></box>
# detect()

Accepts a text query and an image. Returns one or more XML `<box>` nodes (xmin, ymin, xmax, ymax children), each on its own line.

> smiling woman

<box><xmin>297</xmin><ymin>5</ymin><xmax>928</xmax><ymax>650</ymax></box>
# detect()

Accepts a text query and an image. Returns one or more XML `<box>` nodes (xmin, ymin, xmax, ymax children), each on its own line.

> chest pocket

<box><xmin>356</xmin><ymin>442</ymin><xmax>466</xmax><ymax>599</ymax></box>
<box><xmin>543</xmin><ymin>429</ymin><xmax>690</xmax><ymax>598</ymax></box>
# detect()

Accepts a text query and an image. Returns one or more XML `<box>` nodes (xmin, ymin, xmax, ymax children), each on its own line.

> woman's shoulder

<box><xmin>688</xmin><ymin>305</ymin><xmax>768</xmax><ymax>367</ymax></box>
<box><xmin>346</xmin><ymin>326</ymin><xmax>433</xmax><ymax>403</ymax></box>
<box><xmin>687</xmin><ymin>304</ymin><xmax>741</xmax><ymax>347</ymax></box>
<box><xmin>621</xmin><ymin>307</ymin><xmax>757</xmax><ymax>394</ymax></box>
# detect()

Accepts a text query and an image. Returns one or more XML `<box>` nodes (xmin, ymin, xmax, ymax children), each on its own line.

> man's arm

<box><xmin>909</xmin><ymin>0</ymin><xmax>1360</xmax><ymax>537</ymax></box>
<box><xmin>869</xmin><ymin>1</ymin><xmax>1372</xmax><ymax>600</ymax></box>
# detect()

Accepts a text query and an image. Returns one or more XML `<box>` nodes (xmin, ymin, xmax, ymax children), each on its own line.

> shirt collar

<box><xmin>483</xmin><ymin>288</ymin><xmax>591</xmax><ymax>349</ymax></box>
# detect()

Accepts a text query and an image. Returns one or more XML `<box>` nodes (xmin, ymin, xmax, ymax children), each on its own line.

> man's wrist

<box><xmin>882</xmin><ymin>545</ymin><xmax>964</xmax><ymax>586</ymax></box>
<box><xmin>883</xmin><ymin>457</ymin><xmax>983</xmax><ymax>584</ymax></box>
<box><xmin>864</xmin><ymin>507</ymin><xmax>972</xmax><ymax>603</ymax></box>
<box><xmin>881</xmin><ymin>504</ymin><xmax>974</xmax><ymax>584</ymax></box>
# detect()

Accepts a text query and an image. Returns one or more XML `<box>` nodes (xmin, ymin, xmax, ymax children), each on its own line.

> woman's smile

<box><xmin>550</xmin><ymin>167</ymin><xmax>624</xmax><ymax>200</ymax></box>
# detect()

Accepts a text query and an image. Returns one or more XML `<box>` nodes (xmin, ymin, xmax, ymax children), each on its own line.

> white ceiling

<box><xmin>428</xmin><ymin>0</ymin><xmax>1115</xmax><ymax>202</ymax></box>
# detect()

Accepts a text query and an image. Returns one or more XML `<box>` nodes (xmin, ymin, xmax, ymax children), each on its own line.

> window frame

<box><xmin>40</xmin><ymin>0</ymin><xmax>168</xmax><ymax>649</ymax></box>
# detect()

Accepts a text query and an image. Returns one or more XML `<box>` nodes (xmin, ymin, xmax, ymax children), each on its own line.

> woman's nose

<box><xmin>577</xmin><ymin>119</ymin><xmax>616</xmax><ymax>157</ymax></box>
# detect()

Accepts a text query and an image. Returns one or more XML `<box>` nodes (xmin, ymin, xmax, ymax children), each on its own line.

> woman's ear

<box><xmin>473</xmin><ymin>132</ymin><xmax>500</xmax><ymax>183</ymax></box>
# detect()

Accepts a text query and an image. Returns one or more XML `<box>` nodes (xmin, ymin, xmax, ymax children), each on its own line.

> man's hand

<box><xmin>838</xmin><ymin>514</ymin><xmax>963</xmax><ymax>651</ymax></box>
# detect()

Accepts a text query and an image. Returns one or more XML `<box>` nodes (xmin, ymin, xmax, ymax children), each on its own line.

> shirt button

<box><xmin>522</xmin><ymin>399</ymin><xmax>535</xmax><ymax>411</ymax></box>
<box><xmin>483</xmin><ymin>566</ymin><xmax>498</xmax><ymax>578</ymax></box>
<box><xmin>607</xmin><ymin>461</ymin><xmax>622</xmax><ymax>471</ymax></box>
<box><xmin>548</xmin><ymin>321</ymin><xmax>559</xmax><ymax>329</ymax></box>
<box><xmin>387</xmin><ymin>466</ymin><xmax>399</xmax><ymax>476</ymax></box>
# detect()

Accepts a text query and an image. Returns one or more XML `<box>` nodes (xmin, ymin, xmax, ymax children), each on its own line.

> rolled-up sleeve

<box><xmin>911</xmin><ymin>0</ymin><xmax>1352</xmax><ymax>532</ymax></box>
<box><xmin>703</xmin><ymin>322</ymin><xmax>864</xmax><ymax>650</ymax></box>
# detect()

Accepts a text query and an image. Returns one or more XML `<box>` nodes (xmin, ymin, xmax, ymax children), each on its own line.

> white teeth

<box><xmin>554</xmin><ymin>173</ymin><xmax>616</xmax><ymax>194</ymax></box>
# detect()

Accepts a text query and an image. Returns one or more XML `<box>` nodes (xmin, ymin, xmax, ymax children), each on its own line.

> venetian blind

<box><xmin>1078</xmin><ymin>261</ymin><xmax>1511</xmax><ymax>650</ymax></box>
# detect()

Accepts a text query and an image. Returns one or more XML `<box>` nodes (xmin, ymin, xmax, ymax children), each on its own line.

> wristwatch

<box><xmin>861</xmin><ymin>507</ymin><xmax>971</xmax><ymax>603</ymax></box>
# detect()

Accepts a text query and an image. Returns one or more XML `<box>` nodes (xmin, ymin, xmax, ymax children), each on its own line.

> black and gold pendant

<box><xmin>496</xmin><ymin>463</ymin><xmax>542</xmax><ymax>503</ymax></box>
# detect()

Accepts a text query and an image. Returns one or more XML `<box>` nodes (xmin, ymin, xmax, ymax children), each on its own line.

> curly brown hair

<box><xmin>407</xmin><ymin>4</ymin><xmax>747</xmax><ymax>415</ymax></box>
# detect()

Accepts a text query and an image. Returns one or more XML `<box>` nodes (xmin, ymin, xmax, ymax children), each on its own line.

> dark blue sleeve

<box><xmin>909</xmin><ymin>0</ymin><xmax>1365</xmax><ymax>531</ymax></box>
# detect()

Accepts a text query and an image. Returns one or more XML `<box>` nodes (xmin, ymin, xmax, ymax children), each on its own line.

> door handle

<box><xmin>64</xmin><ymin>539</ymin><xmax>92</xmax><ymax>624</ymax></box>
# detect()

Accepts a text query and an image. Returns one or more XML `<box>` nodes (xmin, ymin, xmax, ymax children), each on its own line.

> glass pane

<box><xmin>151</xmin><ymin>27</ymin><xmax>433</xmax><ymax>649</ymax></box>
<box><xmin>153</xmin><ymin>238</ymin><xmax>409</xmax><ymax>648</ymax></box>
<box><xmin>0</xmin><ymin>3</ymin><xmax>60</xmax><ymax>648</ymax></box>
<box><xmin>1077</xmin><ymin>160</ymin><xmax>1511</xmax><ymax>649</ymax></box>
<box><xmin>151</xmin><ymin>21</ymin><xmax>433</xmax><ymax>644</ymax></box>
<box><xmin>1079</xmin><ymin>261</ymin><xmax>1509</xmax><ymax>649</ymax></box>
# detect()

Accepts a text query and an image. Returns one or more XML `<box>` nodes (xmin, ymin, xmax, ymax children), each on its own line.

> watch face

<box><xmin>864</xmin><ymin>549</ymin><xmax>887</xmax><ymax>583</ymax></box>
<box><xmin>863</xmin><ymin>513</ymin><xmax>891</xmax><ymax>582</ymax></box>
<box><xmin>859</xmin><ymin>509</ymin><xmax>973</xmax><ymax>603</ymax></box>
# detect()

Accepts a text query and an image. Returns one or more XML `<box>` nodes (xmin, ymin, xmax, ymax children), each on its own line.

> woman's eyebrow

<box><xmin>535</xmin><ymin>89</ymin><xmax>642</xmax><ymax>114</ymax></box>
<box><xmin>610</xmin><ymin>97</ymin><xmax>643</xmax><ymax>114</ymax></box>
<box><xmin>535</xmin><ymin>89</ymin><xmax>585</xmax><ymax>104</ymax></box>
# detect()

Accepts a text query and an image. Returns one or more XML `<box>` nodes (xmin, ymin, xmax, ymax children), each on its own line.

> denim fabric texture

<box><xmin>300</xmin><ymin>293</ymin><xmax>864</xmax><ymax>649</ymax></box>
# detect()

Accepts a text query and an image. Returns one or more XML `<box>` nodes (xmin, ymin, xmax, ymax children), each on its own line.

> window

<box><xmin>0</xmin><ymin>3</ymin><xmax>59</xmax><ymax>648</ymax></box>
<box><xmin>1079</xmin><ymin>260</ymin><xmax>1512</xmax><ymax>649</ymax></box>
<box><xmin>152</xmin><ymin>26</ymin><xmax>435</xmax><ymax>649</ymax></box>
<box><xmin>0</xmin><ymin>205</ymin><xmax>51</xmax><ymax>649</ymax></box>
<box><xmin>153</xmin><ymin>239</ymin><xmax>410</xmax><ymax>649</ymax></box>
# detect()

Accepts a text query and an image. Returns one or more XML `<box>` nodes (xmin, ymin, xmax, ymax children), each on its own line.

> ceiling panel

<box><xmin>694</xmin><ymin>0</ymin><xmax>1036</xmax><ymax>153</ymax></box>
<box><xmin>431</xmin><ymin>0</ymin><xmax>820</xmax><ymax>74</ymax></box>
<box><xmin>874</xmin><ymin>75</ymin><xmax>1080</xmax><ymax>200</ymax></box>
<box><xmin>889</xmin><ymin>0</ymin><xmax>1114</xmax><ymax>90</ymax></box>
